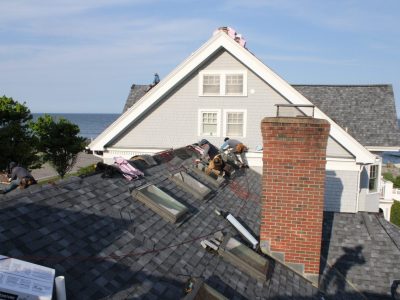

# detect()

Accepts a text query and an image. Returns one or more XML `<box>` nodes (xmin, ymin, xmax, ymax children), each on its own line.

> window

<box><xmin>199</xmin><ymin>71</ymin><xmax>247</xmax><ymax>96</ymax></box>
<box><xmin>369</xmin><ymin>164</ymin><xmax>379</xmax><ymax>192</ymax></box>
<box><xmin>171</xmin><ymin>171</ymin><xmax>212</xmax><ymax>200</ymax></box>
<box><xmin>133</xmin><ymin>184</ymin><xmax>188</xmax><ymax>224</ymax></box>
<box><xmin>198</xmin><ymin>110</ymin><xmax>221</xmax><ymax>137</ymax></box>
<box><xmin>203</xmin><ymin>75</ymin><xmax>220</xmax><ymax>95</ymax></box>
<box><xmin>218</xmin><ymin>237</ymin><xmax>269</xmax><ymax>281</ymax></box>
<box><xmin>223</xmin><ymin>110</ymin><xmax>246</xmax><ymax>138</ymax></box>
<box><xmin>226</xmin><ymin>74</ymin><xmax>243</xmax><ymax>95</ymax></box>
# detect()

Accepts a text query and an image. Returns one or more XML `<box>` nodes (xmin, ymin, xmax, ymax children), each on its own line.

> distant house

<box><xmin>89</xmin><ymin>29</ymin><xmax>400</xmax><ymax>215</ymax></box>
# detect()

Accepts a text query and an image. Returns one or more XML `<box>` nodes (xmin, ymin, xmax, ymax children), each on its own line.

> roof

<box><xmin>88</xmin><ymin>31</ymin><xmax>375</xmax><ymax>164</ymax></box>
<box><xmin>321</xmin><ymin>211</ymin><xmax>400</xmax><ymax>299</ymax></box>
<box><xmin>1</xmin><ymin>148</ymin><xmax>399</xmax><ymax>299</ymax></box>
<box><xmin>0</xmin><ymin>149</ymin><xmax>319</xmax><ymax>299</ymax></box>
<box><xmin>122</xmin><ymin>84</ymin><xmax>149</xmax><ymax>113</ymax></box>
<box><xmin>293</xmin><ymin>85</ymin><xmax>400</xmax><ymax>149</ymax></box>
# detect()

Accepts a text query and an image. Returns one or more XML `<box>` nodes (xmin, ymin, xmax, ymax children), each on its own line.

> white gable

<box><xmin>89</xmin><ymin>32</ymin><xmax>375</xmax><ymax>164</ymax></box>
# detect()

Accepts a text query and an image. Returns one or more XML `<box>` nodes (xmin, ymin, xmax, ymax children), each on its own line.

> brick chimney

<box><xmin>260</xmin><ymin>117</ymin><xmax>330</xmax><ymax>285</ymax></box>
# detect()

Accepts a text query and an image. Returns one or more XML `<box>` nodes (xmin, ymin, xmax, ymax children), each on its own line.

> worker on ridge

<box><xmin>220</xmin><ymin>137</ymin><xmax>249</xmax><ymax>168</ymax></box>
<box><xmin>0</xmin><ymin>162</ymin><xmax>37</xmax><ymax>194</ymax></box>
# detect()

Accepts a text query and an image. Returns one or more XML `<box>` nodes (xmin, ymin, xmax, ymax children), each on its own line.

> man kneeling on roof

<box><xmin>0</xmin><ymin>162</ymin><xmax>37</xmax><ymax>194</ymax></box>
<box><xmin>198</xmin><ymin>139</ymin><xmax>219</xmax><ymax>161</ymax></box>
<box><xmin>220</xmin><ymin>137</ymin><xmax>249</xmax><ymax>168</ymax></box>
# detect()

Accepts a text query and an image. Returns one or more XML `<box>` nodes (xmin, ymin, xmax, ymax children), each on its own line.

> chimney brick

<box><xmin>260</xmin><ymin>117</ymin><xmax>330</xmax><ymax>283</ymax></box>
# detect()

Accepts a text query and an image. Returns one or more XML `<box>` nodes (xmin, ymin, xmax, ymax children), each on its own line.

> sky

<box><xmin>1</xmin><ymin>0</ymin><xmax>399</xmax><ymax>114</ymax></box>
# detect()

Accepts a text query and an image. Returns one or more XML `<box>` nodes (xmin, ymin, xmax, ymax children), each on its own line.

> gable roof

<box><xmin>293</xmin><ymin>84</ymin><xmax>400</xmax><ymax>150</ymax></box>
<box><xmin>122</xmin><ymin>84</ymin><xmax>149</xmax><ymax>113</ymax></box>
<box><xmin>89</xmin><ymin>31</ymin><xmax>375</xmax><ymax>164</ymax></box>
<box><xmin>1</xmin><ymin>147</ymin><xmax>399</xmax><ymax>298</ymax></box>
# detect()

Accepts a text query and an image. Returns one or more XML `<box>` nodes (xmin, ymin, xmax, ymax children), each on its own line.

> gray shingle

<box><xmin>293</xmin><ymin>84</ymin><xmax>400</xmax><ymax>147</ymax></box>
<box><xmin>122</xmin><ymin>84</ymin><xmax>150</xmax><ymax>113</ymax></box>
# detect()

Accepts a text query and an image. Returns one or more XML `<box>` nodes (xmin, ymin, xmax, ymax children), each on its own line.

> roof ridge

<box><xmin>291</xmin><ymin>84</ymin><xmax>392</xmax><ymax>87</ymax></box>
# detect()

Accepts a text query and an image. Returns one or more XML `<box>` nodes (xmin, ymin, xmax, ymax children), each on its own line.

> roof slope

<box><xmin>1</xmin><ymin>148</ymin><xmax>399</xmax><ymax>298</ymax></box>
<box><xmin>0</xmin><ymin>150</ymin><xmax>319</xmax><ymax>299</ymax></box>
<box><xmin>293</xmin><ymin>85</ymin><xmax>400</xmax><ymax>148</ymax></box>
<box><xmin>321</xmin><ymin>211</ymin><xmax>400</xmax><ymax>299</ymax></box>
<box><xmin>122</xmin><ymin>84</ymin><xmax>149</xmax><ymax>113</ymax></box>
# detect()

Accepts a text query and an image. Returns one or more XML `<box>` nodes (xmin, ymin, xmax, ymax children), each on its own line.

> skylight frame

<box><xmin>132</xmin><ymin>184</ymin><xmax>189</xmax><ymax>224</ymax></box>
<box><xmin>218</xmin><ymin>236</ymin><xmax>269</xmax><ymax>281</ymax></box>
<box><xmin>183</xmin><ymin>279</ymin><xmax>228</xmax><ymax>300</ymax></box>
<box><xmin>191</xmin><ymin>162</ymin><xmax>225</xmax><ymax>189</ymax></box>
<box><xmin>170</xmin><ymin>171</ymin><xmax>212</xmax><ymax>200</ymax></box>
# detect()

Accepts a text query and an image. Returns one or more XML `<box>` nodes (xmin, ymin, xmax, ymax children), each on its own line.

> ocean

<box><xmin>32</xmin><ymin>113</ymin><xmax>120</xmax><ymax>140</ymax></box>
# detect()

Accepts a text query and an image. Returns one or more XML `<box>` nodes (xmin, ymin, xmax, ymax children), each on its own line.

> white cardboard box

<box><xmin>0</xmin><ymin>255</ymin><xmax>55</xmax><ymax>300</ymax></box>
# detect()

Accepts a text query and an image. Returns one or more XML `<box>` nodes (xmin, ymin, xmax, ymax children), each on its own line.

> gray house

<box><xmin>89</xmin><ymin>30</ymin><xmax>400</xmax><ymax>214</ymax></box>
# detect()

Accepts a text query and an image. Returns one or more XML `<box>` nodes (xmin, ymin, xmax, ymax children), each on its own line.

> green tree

<box><xmin>390</xmin><ymin>200</ymin><xmax>400</xmax><ymax>227</ymax></box>
<box><xmin>31</xmin><ymin>114</ymin><xmax>85</xmax><ymax>178</ymax></box>
<box><xmin>0</xmin><ymin>96</ymin><xmax>41</xmax><ymax>170</ymax></box>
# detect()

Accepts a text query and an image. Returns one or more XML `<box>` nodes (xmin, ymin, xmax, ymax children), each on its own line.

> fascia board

<box><xmin>89</xmin><ymin>32</ymin><xmax>227</xmax><ymax>151</ymax></box>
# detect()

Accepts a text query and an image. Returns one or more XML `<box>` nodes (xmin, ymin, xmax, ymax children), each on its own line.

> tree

<box><xmin>0</xmin><ymin>96</ymin><xmax>41</xmax><ymax>170</ymax></box>
<box><xmin>31</xmin><ymin>114</ymin><xmax>85</xmax><ymax>178</ymax></box>
<box><xmin>391</xmin><ymin>200</ymin><xmax>400</xmax><ymax>227</ymax></box>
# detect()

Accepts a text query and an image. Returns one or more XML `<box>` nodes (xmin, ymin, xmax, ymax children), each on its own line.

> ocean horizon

<box><xmin>32</xmin><ymin>113</ymin><xmax>120</xmax><ymax>140</ymax></box>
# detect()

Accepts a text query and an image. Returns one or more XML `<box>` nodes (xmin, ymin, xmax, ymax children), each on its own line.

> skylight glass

<box><xmin>171</xmin><ymin>171</ymin><xmax>212</xmax><ymax>200</ymax></box>
<box><xmin>220</xmin><ymin>237</ymin><xmax>269</xmax><ymax>281</ymax></box>
<box><xmin>134</xmin><ymin>184</ymin><xmax>188</xmax><ymax>223</ymax></box>
<box><xmin>183</xmin><ymin>279</ymin><xmax>228</xmax><ymax>300</ymax></box>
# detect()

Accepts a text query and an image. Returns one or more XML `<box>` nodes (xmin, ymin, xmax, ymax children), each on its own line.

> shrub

<box><xmin>77</xmin><ymin>164</ymin><xmax>97</xmax><ymax>177</ymax></box>
<box><xmin>391</xmin><ymin>200</ymin><xmax>400</xmax><ymax>227</ymax></box>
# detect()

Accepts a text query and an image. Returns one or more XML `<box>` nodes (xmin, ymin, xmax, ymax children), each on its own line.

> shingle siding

<box><xmin>324</xmin><ymin>170</ymin><xmax>358</xmax><ymax>212</ymax></box>
<box><xmin>112</xmin><ymin>50</ymin><xmax>353</xmax><ymax>160</ymax></box>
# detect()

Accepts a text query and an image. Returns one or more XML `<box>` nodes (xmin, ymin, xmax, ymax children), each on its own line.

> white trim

<box><xmin>89</xmin><ymin>32</ymin><xmax>375</xmax><ymax>164</ymax></box>
<box><xmin>198</xmin><ymin>70</ymin><xmax>247</xmax><ymax>96</ymax></box>
<box><xmin>223</xmin><ymin>109</ymin><xmax>247</xmax><ymax>138</ymax></box>
<box><xmin>197</xmin><ymin>109</ymin><xmax>221</xmax><ymax>137</ymax></box>
<box><xmin>366</xmin><ymin>146</ymin><xmax>400</xmax><ymax>152</ymax></box>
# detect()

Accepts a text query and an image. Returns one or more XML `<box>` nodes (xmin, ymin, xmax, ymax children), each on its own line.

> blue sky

<box><xmin>1</xmin><ymin>0</ymin><xmax>399</xmax><ymax>114</ymax></box>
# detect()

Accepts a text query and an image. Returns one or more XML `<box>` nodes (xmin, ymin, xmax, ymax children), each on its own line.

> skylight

<box><xmin>133</xmin><ymin>184</ymin><xmax>188</xmax><ymax>224</ymax></box>
<box><xmin>171</xmin><ymin>171</ymin><xmax>212</xmax><ymax>200</ymax></box>
<box><xmin>183</xmin><ymin>279</ymin><xmax>228</xmax><ymax>300</ymax></box>
<box><xmin>219</xmin><ymin>237</ymin><xmax>269</xmax><ymax>281</ymax></box>
<box><xmin>191</xmin><ymin>162</ymin><xmax>225</xmax><ymax>189</ymax></box>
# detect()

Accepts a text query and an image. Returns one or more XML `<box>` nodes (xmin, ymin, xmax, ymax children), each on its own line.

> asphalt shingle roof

<box><xmin>293</xmin><ymin>84</ymin><xmax>400</xmax><ymax>148</ymax></box>
<box><xmin>1</xmin><ymin>148</ymin><xmax>399</xmax><ymax>299</ymax></box>
<box><xmin>0</xmin><ymin>150</ymin><xmax>319</xmax><ymax>299</ymax></box>
<box><xmin>122</xmin><ymin>84</ymin><xmax>150</xmax><ymax>113</ymax></box>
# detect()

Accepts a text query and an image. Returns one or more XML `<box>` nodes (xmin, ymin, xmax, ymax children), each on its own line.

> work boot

<box><xmin>0</xmin><ymin>189</ymin><xmax>5</xmax><ymax>194</ymax></box>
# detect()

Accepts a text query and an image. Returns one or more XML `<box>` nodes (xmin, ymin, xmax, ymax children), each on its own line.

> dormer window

<box><xmin>199</xmin><ymin>71</ymin><xmax>247</xmax><ymax>96</ymax></box>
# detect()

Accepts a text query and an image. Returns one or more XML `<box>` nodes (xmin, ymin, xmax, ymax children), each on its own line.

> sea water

<box><xmin>32</xmin><ymin>113</ymin><xmax>119</xmax><ymax>140</ymax></box>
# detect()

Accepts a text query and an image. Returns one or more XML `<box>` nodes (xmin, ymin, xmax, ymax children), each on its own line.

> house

<box><xmin>89</xmin><ymin>28</ymin><xmax>400</xmax><ymax>216</ymax></box>
<box><xmin>1</xmin><ymin>141</ymin><xmax>400</xmax><ymax>298</ymax></box>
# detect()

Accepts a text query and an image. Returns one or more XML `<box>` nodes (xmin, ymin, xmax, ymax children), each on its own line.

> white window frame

<box><xmin>198</xmin><ymin>109</ymin><xmax>221</xmax><ymax>137</ymax></box>
<box><xmin>199</xmin><ymin>70</ymin><xmax>247</xmax><ymax>96</ymax></box>
<box><xmin>368</xmin><ymin>164</ymin><xmax>379</xmax><ymax>193</ymax></box>
<box><xmin>223</xmin><ymin>109</ymin><xmax>247</xmax><ymax>138</ymax></box>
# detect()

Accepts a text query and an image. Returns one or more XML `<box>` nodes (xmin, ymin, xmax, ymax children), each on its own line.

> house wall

<box><xmin>108</xmin><ymin>49</ymin><xmax>375</xmax><ymax>213</ymax></box>
<box><xmin>111</xmin><ymin>50</ymin><xmax>353</xmax><ymax>160</ymax></box>
<box><xmin>324</xmin><ymin>169</ymin><xmax>359</xmax><ymax>212</ymax></box>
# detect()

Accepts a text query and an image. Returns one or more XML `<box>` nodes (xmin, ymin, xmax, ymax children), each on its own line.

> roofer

<box><xmin>198</xmin><ymin>139</ymin><xmax>219</xmax><ymax>161</ymax></box>
<box><xmin>220</xmin><ymin>137</ymin><xmax>249</xmax><ymax>168</ymax></box>
<box><xmin>0</xmin><ymin>162</ymin><xmax>37</xmax><ymax>194</ymax></box>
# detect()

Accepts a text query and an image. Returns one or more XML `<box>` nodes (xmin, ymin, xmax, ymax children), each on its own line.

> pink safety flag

<box><xmin>114</xmin><ymin>157</ymin><xmax>144</xmax><ymax>181</ymax></box>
